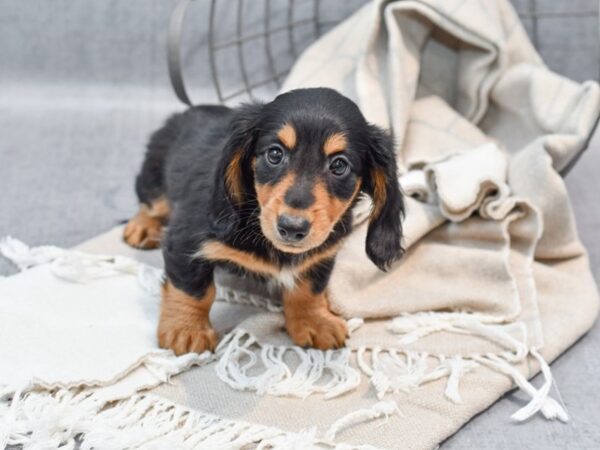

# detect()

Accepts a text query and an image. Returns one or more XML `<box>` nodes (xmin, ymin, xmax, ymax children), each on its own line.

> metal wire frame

<box><xmin>168</xmin><ymin>0</ymin><xmax>600</xmax><ymax>106</ymax></box>
<box><xmin>169</xmin><ymin>0</ymin><xmax>347</xmax><ymax>105</ymax></box>
<box><xmin>207</xmin><ymin>0</ymin><xmax>335</xmax><ymax>103</ymax></box>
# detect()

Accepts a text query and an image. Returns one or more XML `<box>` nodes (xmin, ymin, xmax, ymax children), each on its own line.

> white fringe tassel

<box><xmin>325</xmin><ymin>400</ymin><xmax>402</xmax><ymax>442</ymax></box>
<box><xmin>0</xmin><ymin>237</ymin><xmax>65</xmax><ymax>270</ymax></box>
<box><xmin>346</xmin><ymin>317</ymin><xmax>365</xmax><ymax>335</ymax></box>
<box><xmin>356</xmin><ymin>347</ymin><xmax>477</xmax><ymax>402</ymax></box>
<box><xmin>358</xmin><ymin>313</ymin><xmax>569</xmax><ymax>422</ymax></box>
<box><xmin>0</xmin><ymin>238</ymin><xmax>569</xmax><ymax>426</ymax></box>
<box><xmin>0</xmin><ymin>236</ymin><xmax>164</xmax><ymax>295</ymax></box>
<box><xmin>215</xmin><ymin>314</ymin><xmax>567</xmax><ymax>423</ymax></box>
<box><xmin>1</xmin><ymin>390</ymin><xmax>332</xmax><ymax>449</ymax></box>
<box><xmin>215</xmin><ymin>329</ymin><xmax>361</xmax><ymax>400</ymax></box>
<box><xmin>474</xmin><ymin>349</ymin><xmax>569</xmax><ymax>422</ymax></box>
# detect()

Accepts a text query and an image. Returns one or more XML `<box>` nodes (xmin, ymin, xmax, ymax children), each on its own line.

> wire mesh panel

<box><xmin>168</xmin><ymin>0</ymin><xmax>600</xmax><ymax>106</ymax></box>
<box><xmin>206</xmin><ymin>0</ymin><xmax>338</xmax><ymax>102</ymax></box>
<box><xmin>169</xmin><ymin>0</ymin><xmax>367</xmax><ymax>105</ymax></box>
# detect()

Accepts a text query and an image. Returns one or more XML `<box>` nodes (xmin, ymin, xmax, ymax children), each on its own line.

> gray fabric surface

<box><xmin>0</xmin><ymin>0</ymin><xmax>599</xmax><ymax>448</ymax></box>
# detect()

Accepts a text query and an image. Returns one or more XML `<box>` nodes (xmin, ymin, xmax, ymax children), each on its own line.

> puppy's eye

<box><xmin>329</xmin><ymin>156</ymin><xmax>350</xmax><ymax>177</ymax></box>
<box><xmin>266</xmin><ymin>146</ymin><xmax>284</xmax><ymax>165</ymax></box>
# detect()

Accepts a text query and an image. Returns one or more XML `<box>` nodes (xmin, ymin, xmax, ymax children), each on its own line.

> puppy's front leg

<box><xmin>283</xmin><ymin>276</ymin><xmax>348</xmax><ymax>350</ymax></box>
<box><xmin>158</xmin><ymin>279</ymin><xmax>217</xmax><ymax>355</ymax></box>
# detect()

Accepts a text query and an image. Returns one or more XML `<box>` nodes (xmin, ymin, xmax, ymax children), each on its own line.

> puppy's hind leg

<box><xmin>123</xmin><ymin>197</ymin><xmax>170</xmax><ymax>249</ymax></box>
<box><xmin>125</xmin><ymin>113</ymin><xmax>180</xmax><ymax>249</ymax></box>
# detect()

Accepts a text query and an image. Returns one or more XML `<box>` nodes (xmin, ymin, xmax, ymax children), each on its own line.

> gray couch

<box><xmin>1</xmin><ymin>1</ymin><xmax>598</xmax><ymax>448</ymax></box>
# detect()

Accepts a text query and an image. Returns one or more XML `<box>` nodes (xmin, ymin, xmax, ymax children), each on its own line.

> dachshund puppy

<box><xmin>124</xmin><ymin>88</ymin><xmax>404</xmax><ymax>355</ymax></box>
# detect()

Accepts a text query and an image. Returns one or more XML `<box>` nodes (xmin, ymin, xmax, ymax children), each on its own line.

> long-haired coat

<box><xmin>124</xmin><ymin>88</ymin><xmax>404</xmax><ymax>355</ymax></box>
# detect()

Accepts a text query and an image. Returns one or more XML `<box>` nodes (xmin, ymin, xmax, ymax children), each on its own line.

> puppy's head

<box><xmin>218</xmin><ymin>88</ymin><xmax>404</xmax><ymax>270</ymax></box>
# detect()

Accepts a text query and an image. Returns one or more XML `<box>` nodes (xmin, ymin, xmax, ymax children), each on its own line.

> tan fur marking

<box><xmin>294</xmin><ymin>242</ymin><xmax>342</xmax><ymax>275</ymax></box>
<box><xmin>283</xmin><ymin>280</ymin><xmax>348</xmax><ymax>349</ymax></box>
<box><xmin>256</xmin><ymin>174</ymin><xmax>302</xmax><ymax>252</ymax></box>
<box><xmin>148</xmin><ymin>197</ymin><xmax>171</xmax><ymax>219</ymax></box>
<box><xmin>278</xmin><ymin>123</ymin><xmax>297</xmax><ymax>149</ymax></box>
<box><xmin>255</xmin><ymin>174</ymin><xmax>361</xmax><ymax>253</ymax></box>
<box><xmin>198</xmin><ymin>241</ymin><xmax>280</xmax><ymax>276</ymax></box>
<box><xmin>225</xmin><ymin>150</ymin><xmax>244</xmax><ymax>203</ymax></box>
<box><xmin>370</xmin><ymin>169</ymin><xmax>387</xmax><ymax>220</ymax></box>
<box><xmin>323</xmin><ymin>132</ymin><xmax>348</xmax><ymax>155</ymax></box>
<box><xmin>309</xmin><ymin>179</ymin><xmax>361</xmax><ymax>240</ymax></box>
<box><xmin>157</xmin><ymin>281</ymin><xmax>217</xmax><ymax>355</ymax></box>
<box><xmin>123</xmin><ymin>197</ymin><xmax>171</xmax><ymax>249</ymax></box>
<box><xmin>198</xmin><ymin>239</ymin><xmax>341</xmax><ymax>281</ymax></box>
<box><xmin>255</xmin><ymin>173</ymin><xmax>295</xmax><ymax>207</ymax></box>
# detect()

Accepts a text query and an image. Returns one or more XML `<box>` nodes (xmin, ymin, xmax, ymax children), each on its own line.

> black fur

<box><xmin>134</xmin><ymin>88</ymin><xmax>404</xmax><ymax>298</ymax></box>
<box><xmin>363</xmin><ymin>124</ymin><xmax>405</xmax><ymax>271</ymax></box>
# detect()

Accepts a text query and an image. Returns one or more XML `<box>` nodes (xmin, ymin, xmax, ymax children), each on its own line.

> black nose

<box><xmin>277</xmin><ymin>214</ymin><xmax>311</xmax><ymax>242</ymax></box>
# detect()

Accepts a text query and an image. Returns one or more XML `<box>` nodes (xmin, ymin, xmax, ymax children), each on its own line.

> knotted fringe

<box><xmin>0</xmin><ymin>237</ymin><xmax>66</xmax><ymax>270</ymax></box>
<box><xmin>0</xmin><ymin>390</ymin><xmax>343</xmax><ymax>449</ymax></box>
<box><xmin>214</xmin><ymin>313</ymin><xmax>567</xmax><ymax>423</ymax></box>
<box><xmin>0</xmin><ymin>236</ymin><xmax>165</xmax><ymax>295</ymax></box>
<box><xmin>1</xmin><ymin>389</ymin><xmax>393</xmax><ymax>449</ymax></box>
<box><xmin>325</xmin><ymin>401</ymin><xmax>402</xmax><ymax>442</ymax></box>
<box><xmin>387</xmin><ymin>311</ymin><xmax>509</xmax><ymax>345</ymax></box>
<box><xmin>355</xmin><ymin>313</ymin><xmax>569</xmax><ymax>422</ymax></box>
<box><xmin>473</xmin><ymin>349</ymin><xmax>569</xmax><ymax>422</ymax></box>
<box><xmin>215</xmin><ymin>329</ymin><xmax>361</xmax><ymax>400</ymax></box>
<box><xmin>1</xmin><ymin>238</ymin><xmax>569</xmax><ymax>427</ymax></box>
<box><xmin>356</xmin><ymin>347</ymin><xmax>478</xmax><ymax>404</ymax></box>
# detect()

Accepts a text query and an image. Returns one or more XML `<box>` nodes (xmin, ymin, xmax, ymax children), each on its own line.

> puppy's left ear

<box><xmin>363</xmin><ymin>124</ymin><xmax>404</xmax><ymax>271</ymax></box>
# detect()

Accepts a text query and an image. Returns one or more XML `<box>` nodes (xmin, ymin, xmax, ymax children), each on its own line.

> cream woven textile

<box><xmin>1</xmin><ymin>0</ymin><xmax>599</xmax><ymax>448</ymax></box>
<box><xmin>167</xmin><ymin>0</ymin><xmax>600</xmax><ymax>446</ymax></box>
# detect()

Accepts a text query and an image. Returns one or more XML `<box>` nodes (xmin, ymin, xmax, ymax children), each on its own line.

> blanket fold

<box><xmin>213</xmin><ymin>0</ymin><xmax>600</xmax><ymax>440</ymax></box>
<box><xmin>278</xmin><ymin>0</ymin><xmax>599</xmax><ymax>355</ymax></box>
<box><xmin>2</xmin><ymin>1</ymin><xmax>600</xmax><ymax>449</ymax></box>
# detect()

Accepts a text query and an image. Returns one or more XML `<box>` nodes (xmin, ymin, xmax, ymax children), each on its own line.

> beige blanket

<box><xmin>166</xmin><ymin>0</ymin><xmax>600</xmax><ymax>445</ymax></box>
<box><xmin>2</xmin><ymin>0</ymin><xmax>599</xmax><ymax>449</ymax></box>
<box><xmin>203</xmin><ymin>0</ymin><xmax>599</xmax><ymax>384</ymax></box>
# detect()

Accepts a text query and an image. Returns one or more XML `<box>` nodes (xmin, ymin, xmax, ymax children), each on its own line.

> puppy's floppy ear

<box><xmin>210</xmin><ymin>102</ymin><xmax>264</xmax><ymax>237</ymax></box>
<box><xmin>362</xmin><ymin>124</ymin><xmax>404</xmax><ymax>271</ymax></box>
<box><xmin>221</xmin><ymin>102</ymin><xmax>264</xmax><ymax>204</ymax></box>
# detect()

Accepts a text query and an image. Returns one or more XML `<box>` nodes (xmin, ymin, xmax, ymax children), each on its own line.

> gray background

<box><xmin>0</xmin><ymin>0</ymin><xmax>598</xmax><ymax>448</ymax></box>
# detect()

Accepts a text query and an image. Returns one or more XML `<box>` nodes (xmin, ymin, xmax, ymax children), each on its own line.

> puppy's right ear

<box><xmin>210</xmin><ymin>102</ymin><xmax>264</xmax><ymax>236</ymax></box>
<box><xmin>220</xmin><ymin>103</ymin><xmax>264</xmax><ymax>205</ymax></box>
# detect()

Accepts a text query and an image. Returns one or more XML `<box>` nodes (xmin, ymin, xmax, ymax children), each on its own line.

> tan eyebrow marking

<box><xmin>323</xmin><ymin>132</ymin><xmax>348</xmax><ymax>155</ymax></box>
<box><xmin>278</xmin><ymin>123</ymin><xmax>297</xmax><ymax>150</ymax></box>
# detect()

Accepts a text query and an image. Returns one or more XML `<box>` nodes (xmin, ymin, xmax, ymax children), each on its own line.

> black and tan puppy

<box><xmin>124</xmin><ymin>88</ymin><xmax>404</xmax><ymax>355</ymax></box>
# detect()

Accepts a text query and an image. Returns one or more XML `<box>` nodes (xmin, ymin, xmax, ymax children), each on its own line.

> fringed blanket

<box><xmin>1</xmin><ymin>0</ymin><xmax>599</xmax><ymax>448</ymax></box>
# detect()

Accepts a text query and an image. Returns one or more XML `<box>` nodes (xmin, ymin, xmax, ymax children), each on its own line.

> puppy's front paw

<box><xmin>159</xmin><ymin>281</ymin><xmax>217</xmax><ymax>356</ymax></box>
<box><xmin>286</xmin><ymin>310</ymin><xmax>348</xmax><ymax>350</ymax></box>
<box><xmin>158</xmin><ymin>324</ymin><xmax>217</xmax><ymax>356</ymax></box>
<box><xmin>123</xmin><ymin>214</ymin><xmax>163</xmax><ymax>249</ymax></box>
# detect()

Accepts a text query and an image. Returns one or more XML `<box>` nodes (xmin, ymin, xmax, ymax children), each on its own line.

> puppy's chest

<box><xmin>197</xmin><ymin>240</ymin><xmax>310</xmax><ymax>289</ymax></box>
<box><xmin>218</xmin><ymin>257</ymin><xmax>301</xmax><ymax>290</ymax></box>
<box><xmin>266</xmin><ymin>267</ymin><xmax>298</xmax><ymax>290</ymax></box>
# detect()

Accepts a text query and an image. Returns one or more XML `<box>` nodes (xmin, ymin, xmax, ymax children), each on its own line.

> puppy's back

<box><xmin>165</xmin><ymin>105</ymin><xmax>233</xmax><ymax>206</ymax></box>
<box><xmin>135</xmin><ymin>105</ymin><xmax>233</xmax><ymax>208</ymax></box>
